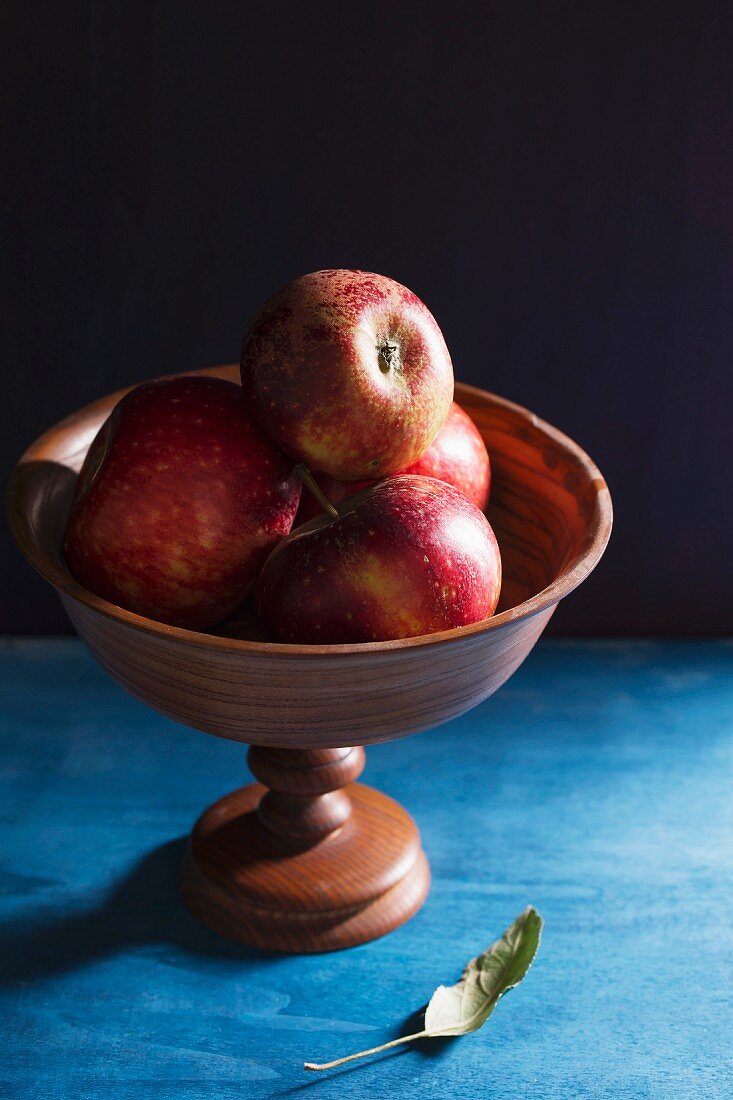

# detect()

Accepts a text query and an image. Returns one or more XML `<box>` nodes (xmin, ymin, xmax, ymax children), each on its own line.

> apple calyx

<box><xmin>294</xmin><ymin>464</ymin><xmax>339</xmax><ymax>521</ymax></box>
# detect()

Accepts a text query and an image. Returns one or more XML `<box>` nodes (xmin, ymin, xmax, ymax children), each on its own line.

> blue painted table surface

<box><xmin>1</xmin><ymin>639</ymin><xmax>732</xmax><ymax>1099</ymax></box>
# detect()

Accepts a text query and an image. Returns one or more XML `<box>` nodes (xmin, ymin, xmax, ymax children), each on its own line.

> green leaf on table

<box><xmin>304</xmin><ymin>905</ymin><xmax>543</xmax><ymax>1072</ymax></box>
<box><xmin>422</xmin><ymin>904</ymin><xmax>543</xmax><ymax>1036</ymax></box>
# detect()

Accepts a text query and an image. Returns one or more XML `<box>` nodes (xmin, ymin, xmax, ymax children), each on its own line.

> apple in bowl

<box><xmin>240</xmin><ymin>269</ymin><xmax>454</xmax><ymax>480</ymax></box>
<box><xmin>257</xmin><ymin>475</ymin><xmax>502</xmax><ymax>644</ymax></box>
<box><xmin>64</xmin><ymin>376</ymin><xmax>301</xmax><ymax>630</ymax></box>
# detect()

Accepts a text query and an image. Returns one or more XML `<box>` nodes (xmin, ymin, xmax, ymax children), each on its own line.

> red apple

<box><xmin>257</xmin><ymin>475</ymin><xmax>502</xmax><ymax>644</ymax></box>
<box><xmin>64</xmin><ymin>376</ymin><xmax>301</xmax><ymax>630</ymax></box>
<box><xmin>401</xmin><ymin>401</ymin><xmax>491</xmax><ymax>508</ymax></box>
<box><xmin>295</xmin><ymin>401</ymin><xmax>491</xmax><ymax>523</ymax></box>
<box><xmin>240</xmin><ymin>269</ymin><xmax>454</xmax><ymax>480</ymax></box>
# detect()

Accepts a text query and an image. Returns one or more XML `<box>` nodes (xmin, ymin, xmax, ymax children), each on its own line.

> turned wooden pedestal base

<box><xmin>179</xmin><ymin>746</ymin><xmax>431</xmax><ymax>953</ymax></box>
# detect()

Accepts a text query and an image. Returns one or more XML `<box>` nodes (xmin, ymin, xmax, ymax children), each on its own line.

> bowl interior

<box><xmin>467</xmin><ymin>391</ymin><xmax>606</xmax><ymax>618</ymax></box>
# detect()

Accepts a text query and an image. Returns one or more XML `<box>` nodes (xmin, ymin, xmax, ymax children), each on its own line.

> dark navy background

<box><xmin>4</xmin><ymin>2</ymin><xmax>732</xmax><ymax>634</ymax></box>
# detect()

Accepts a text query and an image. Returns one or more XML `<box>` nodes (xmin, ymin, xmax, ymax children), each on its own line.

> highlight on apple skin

<box><xmin>240</xmin><ymin>269</ymin><xmax>454</xmax><ymax>481</ymax></box>
<box><xmin>295</xmin><ymin>400</ymin><xmax>492</xmax><ymax>524</ymax></box>
<box><xmin>64</xmin><ymin>376</ymin><xmax>301</xmax><ymax>630</ymax></box>
<box><xmin>256</xmin><ymin>475</ymin><xmax>502</xmax><ymax>645</ymax></box>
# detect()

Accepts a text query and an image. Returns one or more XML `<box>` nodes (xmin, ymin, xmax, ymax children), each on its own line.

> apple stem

<box><xmin>294</xmin><ymin>464</ymin><xmax>339</xmax><ymax>520</ymax></box>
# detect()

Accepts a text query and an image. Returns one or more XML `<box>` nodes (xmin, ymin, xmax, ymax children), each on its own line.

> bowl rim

<box><xmin>7</xmin><ymin>370</ymin><xmax>613</xmax><ymax>658</ymax></box>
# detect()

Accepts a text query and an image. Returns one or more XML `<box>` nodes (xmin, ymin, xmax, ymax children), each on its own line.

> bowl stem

<box><xmin>248</xmin><ymin>746</ymin><xmax>365</xmax><ymax>851</ymax></box>
<box><xmin>179</xmin><ymin>743</ymin><xmax>430</xmax><ymax>952</ymax></box>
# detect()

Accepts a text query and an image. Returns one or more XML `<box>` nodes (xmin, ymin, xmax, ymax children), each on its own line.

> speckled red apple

<box><xmin>257</xmin><ymin>475</ymin><xmax>502</xmax><ymax>644</ymax></box>
<box><xmin>295</xmin><ymin>401</ymin><xmax>492</xmax><ymax>523</ymax></box>
<box><xmin>64</xmin><ymin>376</ymin><xmax>301</xmax><ymax>630</ymax></box>
<box><xmin>240</xmin><ymin>269</ymin><xmax>454</xmax><ymax>480</ymax></box>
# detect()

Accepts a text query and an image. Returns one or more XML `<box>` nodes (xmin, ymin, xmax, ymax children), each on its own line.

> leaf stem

<box><xmin>294</xmin><ymin>464</ymin><xmax>339</xmax><ymax>520</ymax></box>
<box><xmin>304</xmin><ymin>1030</ymin><xmax>428</xmax><ymax>1071</ymax></box>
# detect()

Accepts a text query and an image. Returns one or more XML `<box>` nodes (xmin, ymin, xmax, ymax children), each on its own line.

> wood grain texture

<box><xmin>6</xmin><ymin>365</ymin><xmax>612</xmax><ymax>749</ymax></box>
<box><xmin>248</xmin><ymin>746</ymin><xmax>365</xmax><ymax>850</ymax></box>
<box><xmin>179</xmin><ymin>745</ymin><xmax>430</xmax><ymax>951</ymax></box>
<box><xmin>180</xmin><ymin>778</ymin><xmax>431</xmax><ymax>953</ymax></box>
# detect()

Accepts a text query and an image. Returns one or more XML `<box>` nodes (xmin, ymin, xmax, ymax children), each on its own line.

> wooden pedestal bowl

<box><xmin>7</xmin><ymin>365</ymin><xmax>612</xmax><ymax>953</ymax></box>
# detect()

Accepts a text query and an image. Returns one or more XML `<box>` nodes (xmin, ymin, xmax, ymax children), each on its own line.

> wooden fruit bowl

<box><xmin>7</xmin><ymin>365</ymin><xmax>612</xmax><ymax>952</ymax></box>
